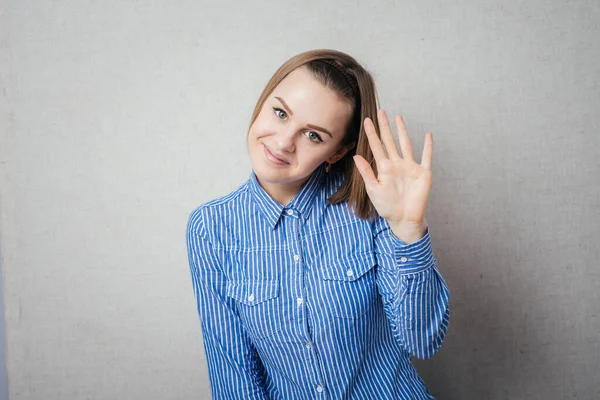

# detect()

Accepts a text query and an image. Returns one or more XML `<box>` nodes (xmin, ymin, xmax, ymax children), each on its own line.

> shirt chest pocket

<box><xmin>319</xmin><ymin>252</ymin><xmax>378</xmax><ymax>319</ymax></box>
<box><xmin>225</xmin><ymin>280</ymin><xmax>284</xmax><ymax>340</ymax></box>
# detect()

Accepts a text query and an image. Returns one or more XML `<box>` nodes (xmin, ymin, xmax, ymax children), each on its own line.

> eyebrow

<box><xmin>274</xmin><ymin>96</ymin><xmax>333</xmax><ymax>138</ymax></box>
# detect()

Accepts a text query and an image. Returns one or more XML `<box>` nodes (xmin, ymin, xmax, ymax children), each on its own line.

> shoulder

<box><xmin>319</xmin><ymin>170</ymin><xmax>366</xmax><ymax>228</ymax></box>
<box><xmin>323</xmin><ymin>169</ymin><xmax>346</xmax><ymax>197</ymax></box>
<box><xmin>187</xmin><ymin>180</ymin><xmax>249</xmax><ymax>242</ymax></box>
<box><xmin>321</xmin><ymin>170</ymin><xmax>385</xmax><ymax>234</ymax></box>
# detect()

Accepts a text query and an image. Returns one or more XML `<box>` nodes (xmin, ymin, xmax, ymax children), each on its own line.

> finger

<box><xmin>353</xmin><ymin>155</ymin><xmax>379</xmax><ymax>188</ymax></box>
<box><xmin>395</xmin><ymin>115</ymin><xmax>414</xmax><ymax>162</ymax></box>
<box><xmin>363</xmin><ymin>117</ymin><xmax>387</xmax><ymax>164</ymax></box>
<box><xmin>421</xmin><ymin>131</ymin><xmax>433</xmax><ymax>170</ymax></box>
<box><xmin>378</xmin><ymin>109</ymin><xmax>401</xmax><ymax>160</ymax></box>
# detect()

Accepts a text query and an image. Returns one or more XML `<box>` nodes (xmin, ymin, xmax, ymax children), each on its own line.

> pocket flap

<box><xmin>321</xmin><ymin>252</ymin><xmax>376</xmax><ymax>282</ymax></box>
<box><xmin>226</xmin><ymin>280</ymin><xmax>279</xmax><ymax>305</ymax></box>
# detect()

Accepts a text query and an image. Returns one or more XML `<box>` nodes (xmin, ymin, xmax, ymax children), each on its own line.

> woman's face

<box><xmin>247</xmin><ymin>66</ymin><xmax>355</xmax><ymax>200</ymax></box>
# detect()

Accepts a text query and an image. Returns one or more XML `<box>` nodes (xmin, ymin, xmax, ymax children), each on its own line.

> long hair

<box><xmin>247</xmin><ymin>49</ymin><xmax>381</xmax><ymax>221</ymax></box>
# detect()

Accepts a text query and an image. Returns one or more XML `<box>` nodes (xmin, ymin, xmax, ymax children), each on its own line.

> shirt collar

<box><xmin>248</xmin><ymin>163</ymin><xmax>327</xmax><ymax>230</ymax></box>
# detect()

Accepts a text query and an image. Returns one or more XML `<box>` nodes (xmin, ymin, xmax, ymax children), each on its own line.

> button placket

<box><xmin>293</xmin><ymin>210</ymin><xmax>325</xmax><ymax>390</ymax></box>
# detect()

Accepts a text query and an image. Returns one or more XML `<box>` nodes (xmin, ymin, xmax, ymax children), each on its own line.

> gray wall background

<box><xmin>1</xmin><ymin>0</ymin><xmax>599</xmax><ymax>399</ymax></box>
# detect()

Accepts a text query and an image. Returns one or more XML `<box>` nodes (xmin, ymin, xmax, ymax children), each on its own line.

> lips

<box><xmin>263</xmin><ymin>144</ymin><xmax>289</xmax><ymax>165</ymax></box>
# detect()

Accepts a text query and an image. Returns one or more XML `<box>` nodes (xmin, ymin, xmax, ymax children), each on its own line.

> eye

<box><xmin>305</xmin><ymin>131</ymin><xmax>323</xmax><ymax>143</ymax></box>
<box><xmin>273</xmin><ymin>107</ymin><xmax>286</xmax><ymax>119</ymax></box>
<box><xmin>273</xmin><ymin>107</ymin><xmax>323</xmax><ymax>143</ymax></box>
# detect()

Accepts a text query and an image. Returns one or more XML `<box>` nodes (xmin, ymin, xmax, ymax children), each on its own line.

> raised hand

<box><xmin>353</xmin><ymin>110</ymin><xmax>432</xmax><ymax>240</ymax></box>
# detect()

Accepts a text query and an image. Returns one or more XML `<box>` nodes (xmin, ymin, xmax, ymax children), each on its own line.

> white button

<box><xmin>305</xmin><ymin>342</ymin><xmax>312</xmax><ymax>349</ymax></box>
<box><xmin>293</xmin><ymin>254</ymin><xmax>300</xmax><ymax>261</ymax></box>
<box><xmin>247</xmin><ymin>294</ymin><xmax>255</xmax><ymax>302</ymax></box>
<box><xmin>316</xmin><ymin>385</ymin><xmax>324</xmax><ymax>393</ymax></box>
<box><xmin>286</xmin><ymin>209</ymin><xmax>293</xmax><ymax>215</ymax></box>
<box><xmin>400</xmin><ymin>257</ymin><xmax>408</xmax><ymax>262</ymax></box>
<box><xmin>297</xmin><ymin>297</ymin><xmax>303</xmax><ymax>305</ymax></box>
<box><xmin>346</xmin><ymin>269</ymin><xmax>354</xmax><ymax>277</ymax></box>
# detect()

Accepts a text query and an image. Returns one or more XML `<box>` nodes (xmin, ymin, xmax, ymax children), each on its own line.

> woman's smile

<box><xmin>263</xmin><ymin>143</ymin><xmax>290</xmax><ymax>166</ymax></box>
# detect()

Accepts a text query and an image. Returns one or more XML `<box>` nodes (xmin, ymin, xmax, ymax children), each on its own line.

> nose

<box><xmin>274</xmin><ymin>127</ymin><xmax>296</xmax><ymax>153</ymax></box>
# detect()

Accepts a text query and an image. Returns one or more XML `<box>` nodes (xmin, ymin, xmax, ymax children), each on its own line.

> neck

<box><xmin>256</xmin><ymin>175</ymin><xmax>311</xmax><ymax>206</ymax></box>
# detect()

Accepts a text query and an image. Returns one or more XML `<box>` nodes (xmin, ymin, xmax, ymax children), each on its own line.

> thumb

<box><xmin>353</xmin><ymin>155</ymin><xmax>377</xmax><ymax>188</ymax></box>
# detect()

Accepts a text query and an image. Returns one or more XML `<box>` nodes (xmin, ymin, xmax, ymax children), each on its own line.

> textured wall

<box><xmin>1</xmin><ymin>0</ymin><xmax>599</xmax><ymax>399</ymax></box>
<box><xmin>1</xmin><ymin>1</ymin><xmax>11</xmax><ymax>398</ymax></box>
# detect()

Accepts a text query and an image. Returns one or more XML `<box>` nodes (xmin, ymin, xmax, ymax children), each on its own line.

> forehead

<box><xmin>269</xmin><ymin>67</ymin><xmax>352</xmax><ymax>135</ymax></box>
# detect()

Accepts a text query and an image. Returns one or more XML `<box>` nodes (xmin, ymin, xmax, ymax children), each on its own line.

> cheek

<box><xmin>249</xmin><ymin>117</ymin><xmax>273</xmax><ymax>140</ymax></box>
<box><xmin>301</xmin><ymin>146</ymin><xmax>333</xmax><ymax>164</ymax></box>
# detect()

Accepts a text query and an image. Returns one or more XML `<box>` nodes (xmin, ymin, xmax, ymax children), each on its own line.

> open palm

<box><xmin>353</xmin><ymin>110</ymin><xmax>433</xmax><ymax>226</ymax></box>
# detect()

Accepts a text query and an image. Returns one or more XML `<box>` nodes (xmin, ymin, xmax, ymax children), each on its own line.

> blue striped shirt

<box><xmin>186</xmin><ymin>163</ymin><xmax>450</xmax><ymax>399</ymax></box>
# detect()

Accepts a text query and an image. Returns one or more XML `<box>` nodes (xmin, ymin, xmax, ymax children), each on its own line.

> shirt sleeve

<box><xmin>186</xmin><ymin>209</ymin><xmax>269</xmax><ymax>399</ymax></box>
<box><xmin>372</xmin><ymin>216</ymin><xmax>451</xmax><ymax>360</ymax></box>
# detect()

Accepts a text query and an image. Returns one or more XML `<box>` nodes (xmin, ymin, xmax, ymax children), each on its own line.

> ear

<box><xmin>326</xmin><ymin>141</ymin><xmax>357</xmax><ymax>164</ymax></box>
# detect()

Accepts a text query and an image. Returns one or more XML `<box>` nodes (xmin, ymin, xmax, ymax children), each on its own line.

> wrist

<box><xmin>388</xmin><ymin>220</ymin><xmax>428</xmax><ymax>245</ymax></box>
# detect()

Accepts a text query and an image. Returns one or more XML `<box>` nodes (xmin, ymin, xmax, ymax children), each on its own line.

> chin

<box><xmin>252</xmin><ymin>160</ymin><xmax>289</xmax><ymax>183</ymax></box>
<box><xmin>248</xmin><ymin>144</ymin><xmax>317</xmax><ymax>187</ymax></box>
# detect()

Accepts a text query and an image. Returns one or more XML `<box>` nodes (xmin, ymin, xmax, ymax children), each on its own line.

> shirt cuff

<box><xmin>390</xmin><ymin>227</ymin><xmax>434</xmax><ymax>274</ymax></box>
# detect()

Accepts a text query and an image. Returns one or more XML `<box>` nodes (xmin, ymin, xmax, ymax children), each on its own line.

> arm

<box><xmin>186</xmin><ymin>210</ymin><xmax>269</xmax><ymax>399</ymax></box>
<box><xmin>373</xmin><ymin>216</ymin><xmax>450</xmax><ymax>360</ymax></box>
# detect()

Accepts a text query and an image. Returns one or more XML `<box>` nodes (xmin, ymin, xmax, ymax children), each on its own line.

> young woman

<box><xmin>186</xmin><ymin>49</ymin><xmax>450</xmax><ymax>399</ymax></box>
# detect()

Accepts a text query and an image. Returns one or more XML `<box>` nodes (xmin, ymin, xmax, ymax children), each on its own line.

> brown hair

<box><xmin>247</xmin><ymin>49</ymin><xmax>381</xmax><ymax>221</ymax></box>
